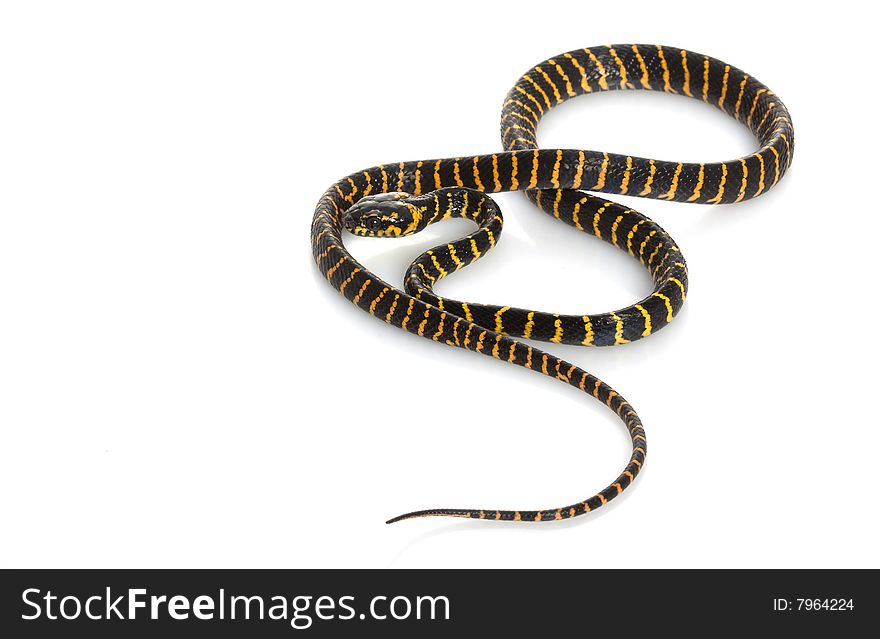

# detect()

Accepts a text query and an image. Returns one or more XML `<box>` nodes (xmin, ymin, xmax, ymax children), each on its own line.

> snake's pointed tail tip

<box><xmin>385</xmin><ymin>512</ymin><xmax>422</xmax><ymax>524</ymax></box>
<box><xmin>385</xmin><ymin>509</ymin><xmax>472</xmax><ymax>524</ymax></box>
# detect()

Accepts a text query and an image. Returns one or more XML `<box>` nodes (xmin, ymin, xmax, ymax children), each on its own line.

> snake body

<box><xmin>311</xmin><ymin>44</ymin><xmax>793</xmax><ymax>523</ymax></box>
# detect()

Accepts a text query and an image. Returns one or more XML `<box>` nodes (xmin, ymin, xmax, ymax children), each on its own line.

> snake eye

<box><xmin>368</xmin><ymin>217</ymin><xmax>381</xmax><ymax>230</ymax></box>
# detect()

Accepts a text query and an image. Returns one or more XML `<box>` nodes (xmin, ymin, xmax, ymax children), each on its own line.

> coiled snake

<box><xmin>311</xmin><ymin>44</ymin><xmax>793</xmax><ymax>523</ymax></box>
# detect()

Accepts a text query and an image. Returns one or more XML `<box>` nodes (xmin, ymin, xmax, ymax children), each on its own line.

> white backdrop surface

<box><xmin>1</xmin><ymin>1</ymin><xmax>875</xmax><ymax>568</ymax></box>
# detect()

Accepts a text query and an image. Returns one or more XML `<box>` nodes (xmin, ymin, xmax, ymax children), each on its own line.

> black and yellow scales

<box><xmin>311</xmin><ymin>44</ymin><xmax>794</xmax><ymax>523</ymax></box>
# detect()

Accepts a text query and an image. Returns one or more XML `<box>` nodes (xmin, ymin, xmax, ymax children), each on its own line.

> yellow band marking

<box><xmin>734</xmin><ymin>74</ymin><xmax>749</xmax><ymax>121</ymax></box>
<box><xmin>669</xmin><ymin>277</ymin><xmax>686</xmax><ymax>299</ymax></box>
<box><xmin>701</xmin><ymin>56</ymin><xmax>710</xmax><ymax>102</ymax></box>
<box><xmin>755</xmin><ymin>152</ymin><xmax>766</xmax><ymax>196</ymax></box>
<box><xmin>680</xmin><ymin>50</ymin><xmax>692</xmax><ymax>97</ymax></box>
<box><xmin>400</xmin><ymin>297</ymin><xmax>416</xmax><ymax>330</ymax></box>
<box><xmin>469</xmin><ymin>238</ymin><xmax>481</xmax><ymax>259</ymax></box>
<box><xmin>475</xmin><ymin>331</ymin><xmax>486</xmax><ymax>353</ymax></box>
<box><xmin>608</xmin><ymin>47</ymin><xmax>630</xmax><ymax>89</ymax></box>
<box><xmin>718</xmin><ymin>65</ymin><xmax>730</xmax><ymax>109</ymax></box>
<box><xmin>528</xmin><ymin>150</ymin><xmax>539</xmax><ymax>189</ymax></box>
<box><xmin>494</xmin><ymin>306</ymin><xmax>510</xmax><ymax>333</ymax></box>
<box><xmin>653</xmin><ymin>292</ymin><xmax>674</xmax><ymax>322</ymax></box>
<box><xmin>338</xmin><ymin>267</ymin><xmax>361</xmax><ymax>294</ymax></box>
<box><xmin>514</xmin><ymin>85</ymin><xmax>545</xmax><ymax>115</ymax></box>
<box><xmin>735</xmin><ymin>158</ymin><xmax>749</xmax><ymax>202</ymax></box>
<box><xmin>491</xmin><ymin>334</ymin><xmax>501</xmax><ymax>358</ymax></box>
<box><xmin>523</xmin><ymin>311</ymin><xmax>535</xmax><ymax>338</ymax></box>
<box><xmin>769</xmin><ymin>146</ymin><xmax>781</xmax><ymax>187</ymax></box>
<box><xmin>352</xmin><ymin>278</ymin><xmax>371</xmax><ymax>305</ymax></box>
<box><xmin>510</xmin><ymin>152</ymin><xmax>519</xmax><ymax>190</ymax></box>
<box><xmin>610</xmin><ymin>214</ymin><xmax>624</xmax><ymax>246</ymax></box>
<box><xmin>572</xmin><ymin>196</ymin><xmax>587</xmax><ymax>230</ymax></box>
<box><xmin>428</xmin><ymin>251</ymin><xmax>448</xmax><ymax>279</ymax></box>
<box><xmin>550</xmin><ymin>316</ymin><xmax>564</xmax><ymax>343</ymax></box>
<box><xmin>635</xmin><ymin>304</ymin><xmax>652</xmax><ymax>336</ymax></box>
<box><xmin>584</xmin><ymin>48</ymin><xmax>609</xmax><ymax>89</ymax></box>
<box><xmin>593</xmin><ymin>152</ymin><xmax>609</xmax><ymax>190</ymax></box>
<box><xmin>524</xmin><ymin>74</ymin><xmax>552</xmax><ymax>108</ymax></box>
<box><xmin>593</xmin><ymin>202</ymin><xmax>611</xmax><ymax>237</ymax></box>
<box><xmin>564</xmin><ymin>52</ymin><xmax>590</xmax><ymax>92</ymax></box>
<box><xmin>619</xmin><ymin>156</ymin><xmax>633</xmax><ymax>194</ymax></box>
<box><xmin>747</xmin><ymin>88</ymin><xmax>767</xmax><ymax>127</ymax></box>
<box><xmin>656</xmin><ymin>45</ymin><xmax>675</xmax><ymax>93</ymax></box>
<box><xmin>640</xmin><ymin>159</ymin><xmax>656</xmax><ymax>195</ymax></box>
<box><xmin>315</xmin><ymin>245</ymin><xmax>334</xmax><ymax>262</ymax></box>
<box><xmin>755</xmin><ymin>101</ymin><xmax>775</xmax><ymax>134</ymax></box>
<box><xmin>417</xmin><ymin>263</ymin><xmax>435</xmax><ymax>285</ymax></box>
<box><xmin>385</xmin><ymin>293</ymin><xmax>400</xmax><ymax>322</ymax></box>
<box><xmin>551</xmin><ymin>149</ymin><xmax>562</xmax><ymax>189</ymax></box>
<box><xmin>550</xmin><ymin>58</ymin><xmax>575</xmax><ymax>97</ymax></box>
<box><xmin>582</xmin><ymin>315</ymin><xmax>594</xmax><ymax>346</ymax></box>
<box><xmin>647</xmin><ymin>242</ymin><xmax>663</xmax><ymax>267</ymax></box>
<box><xmin>413</xmin><ymin>160</ymin><xmax>423</xmax><ymax>195</ymax></box>
<box><xmin>611</xmin><ymin>311</ymin><xmax>629</xmax><ymax>344</ymax></box>
<box><xmin>687</xmin><ymin>164</ymin><xmax>705</xmax><ymax>202</ymax></box>
<box><xmin>472</xmin><ymin>156</ymin><xmax>484</xmax><ymax>191</ymax></box>
<box><xmin>660</xmin><ymin>162</ymin><xmax>683</xmax><ymax>200</ymax></box>
<box><xmin>326</xmin><ymin>256</ymin><xmax>346</xmax><ymax>279</ymax></box>
<box><xmin>638</xmin><ymin>230</ymin><xmax>657</xmax><ymax>263</ymax></box>
<box><xmin>536</xmin><ymin>65</ymin><xmax>562</xmax><ymax>102</ymax></box>
<box><xmin>632</xmin><ymin>45</ymin><xmax>650</xmax><ymax>88</ymax></box>
<box><xmin>453</xmin><ymin>158</ymin><xmax>463</xmax><ymax>187</ymax></box>
<box><xmin>368</xmin><ymin>287</ymin><xmax>389</xmax><ymax>315</ymax></box>
<box><xmin>706</xmin><ymin>163</ymin><xmax>728</xmax><ymax>204</ymax></box>
<box><xmin>417</xmin><ymin>309</ymin><xmax>430</xmax><ymax>337</ymax></box>
<box><xmin>434</xmin><ymin>159</ymin><xmax>442</xmax><ymax>189</ymax></box>
<box><xmin>626</xmin><ymin>219</ymin><xmax>646</xmax><ymax>255</ymax></box>
<box><xmin>507</xmin><ymin>96</ymin><xmax>540</xmax><ymax>123</ymax></box>
<box><xmin>572</xmin><ymin>150</ymin><xmax>585</xmax><ymax>189</ymax></box>
<box><xmin>462</xmin><ymin>323</ymin><xmax>473</xmax><ymax>348</ymax></box>
<box><xmin>448</xmin><ymin>244</ymin><xmax>462</xmax><ymax>269</ymax></box>
<box><xmin>432</xmin><ymin>311</ymin><xmax>447</xmax><ymax>341</ymax></box>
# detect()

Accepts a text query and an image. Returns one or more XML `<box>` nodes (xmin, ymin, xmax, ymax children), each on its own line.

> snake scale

<box><xmin>311</xmin><ymin>44</ymin><xmax>793</xmax><ymax>524</ymax></box>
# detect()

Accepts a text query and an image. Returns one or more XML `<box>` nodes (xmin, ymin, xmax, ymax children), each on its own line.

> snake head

<box><xmin>344</xmin><ymin>192</ymin><xmax>424</xmax><ymax>237</ymax></box>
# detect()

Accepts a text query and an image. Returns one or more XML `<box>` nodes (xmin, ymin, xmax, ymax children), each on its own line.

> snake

<box><xmin>311</xmin><ymin>44</ymin><xmax>793</xmax><ymax>524</ymax></box>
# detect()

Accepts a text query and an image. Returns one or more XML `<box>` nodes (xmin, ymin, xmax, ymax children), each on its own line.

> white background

<box><xmin>1</xmin><ymin>1</ymin><xmax>876</xmax><ymax>569</ymax></box>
